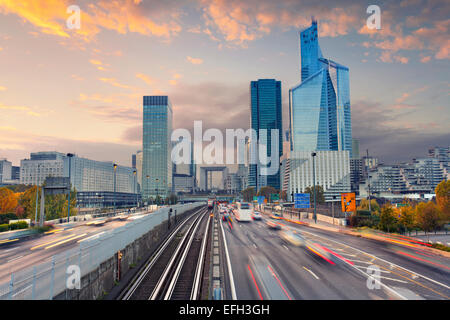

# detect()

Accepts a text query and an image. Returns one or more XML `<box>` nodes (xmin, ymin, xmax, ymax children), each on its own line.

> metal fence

<box><xmin>0</xmin><ymin>202</ymin><xmax>203</xmax><ymax>300</ymax></box>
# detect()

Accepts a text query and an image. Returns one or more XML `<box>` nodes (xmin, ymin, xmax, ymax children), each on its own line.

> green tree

<box><xmin>304</xmin><ymin>185</ymin><xmax>325</xmax><ymax>204</ymax></box>
<box><xmin>166</xmin><ymin>193</ymin><xmax>178</xmax><ymax>205</ymax></box>
<box><xmin>241</xmin><ymin>187</ymin><xmax>256</xmax><ymax>203</ymax></box>
<box><xmin>357</xmin><ymin>199</ymin><xmax>380</xmax><ymax>213</ymax></box>
<box><xmin>378</xmin><ymin>205</ymin><xmax>398</xmax><ymax>233</ymax></box>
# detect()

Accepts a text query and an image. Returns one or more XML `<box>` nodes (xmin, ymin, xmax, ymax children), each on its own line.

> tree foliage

<box><xmin>357</xmin><ymin>199</ymin><xmax>380</xmax><ymax>213</ymax></box>
<box><xmin>378</xmin><ymin>205</ymin><xmax>397</xmax><ymax>232</ymax></box>
<box><xmin>257</xmin><ymin>186</ymin><xmax>277</xmax><ymax>202</ymax></box>
<box><xmin>241</xmin><ymin>187</ymin><xmax>256</xmax><ymax>203</ymax></box>
<box><xmin>415</xmin><ymin>201</ymin><xmax>441</xmax><ymax>232</ymax></box>
<box><xmin>435</xmin><ymin>180</ymin><xmax>450</xmax><ymax>221</ymax></box>
<box><xmin>0</xmin><ymin>187</ymin><xmax>18</xmax><ymax>214</ymax></box>
<box><xmin>304</xmin><ymin>185</ymin><xmax>325</xmax><ymax>204</ymax></box>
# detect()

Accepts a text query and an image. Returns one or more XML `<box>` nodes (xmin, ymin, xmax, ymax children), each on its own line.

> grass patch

<box><xmin>431</xmin><ymin>243</ymin><xmax>450</xmax><ymax>252</ymax></box>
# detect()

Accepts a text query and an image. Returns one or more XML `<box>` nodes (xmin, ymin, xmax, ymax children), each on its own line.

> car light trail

<box><xmin>396</xmin><ymin>251</ymin><xmax>450</xmax><ymax>271</ymax></box>
<box><xmin>267</xmin><ymin>265</ymin><xmax>292</xmax><ymax>300</ymax></box>
<box><xmin>247</xmin><ymin>264</ymin><xmax>263</xmax><ymax>300</ymax></box>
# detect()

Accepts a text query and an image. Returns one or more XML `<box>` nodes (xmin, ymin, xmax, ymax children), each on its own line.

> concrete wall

<box><xmin>56</xmin><ymin>204</ymin><xmax>202</xmax><ymax>300</ymax></box>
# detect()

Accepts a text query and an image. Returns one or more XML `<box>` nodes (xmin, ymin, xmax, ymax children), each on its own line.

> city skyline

<box><xmin>0</xmin><ymin>0</ymin><xmax>449</xmax><ymax>167</ymax></box>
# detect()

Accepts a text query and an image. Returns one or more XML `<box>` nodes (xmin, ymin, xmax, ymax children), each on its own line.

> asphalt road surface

<box><xmin>220</xmin><ymin>213</ymin><xmax>450</xmax><ymax>300</ymax></box>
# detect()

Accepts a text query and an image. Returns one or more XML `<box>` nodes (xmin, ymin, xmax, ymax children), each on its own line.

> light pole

<box><xmin>67</xmin><ymin>153</ymin><xmax>74</xmax><ymax>222</ymax></box>
<box><xmin>311</xmin><ymin>152</ymin><xmax>317</xmax><ymax>223</ymax></box>
<box><xmin>133</xmin><ymin>170</ymin><xmax>138</xmax><ymax>208</ymax></box>
<box><xmin>113</xmin><ymin>163</ymin><xmax>117</xmax><ymax>216</ymax></box>
<box><xmin>156</xmin><ymin>178</ymin><xmax>159</xmax><ymax>205</ymax></box>
<box><xmin>366</xmin><ymin>149</ymin><xmax>371</xmax><ymax>214</ymax></box>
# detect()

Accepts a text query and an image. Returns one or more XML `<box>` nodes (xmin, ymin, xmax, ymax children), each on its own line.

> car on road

<box><xmin>252</xmin><ymin>211</ymin><xmax>262</xmax><ymax>220</ymax></box>
<box><xmin>266</xmin><ymin>218</ymin><xmax>281</xmax><ymax>230</ymax></box>
<box><xmin>280</xmin><ymin>230</ymin><xmax>305</xmax><ymax>247</ymax></box>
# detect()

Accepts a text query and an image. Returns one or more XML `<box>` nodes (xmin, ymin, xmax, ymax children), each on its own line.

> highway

<box><xmin>0</xmin><ymin>212</ymin><xmax>150</xmax><ymax>285</ymax></box>
<box><xmin>219</xmin><ymin>212</ymin><xmax>450</xmax><ymax>300</ymax></box>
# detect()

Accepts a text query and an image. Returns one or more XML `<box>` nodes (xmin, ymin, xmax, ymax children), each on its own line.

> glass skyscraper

<box><xmin>290</xmin><ymin>19</ymin><xmax>352</xmax><ymax>156</ymax></box>
<box><xmin>249</xmin><ymin>79</ymin><xmax>282</xmax><ymax>191</ymax></box>
<box><xmin>142</xmin><ymin>96</ymin><xmax>173</xmax><ymax>201</ymax></box>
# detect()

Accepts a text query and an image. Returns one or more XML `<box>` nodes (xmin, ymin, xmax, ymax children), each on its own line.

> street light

<box><xmin>67</xmin><ymin>153</ymin><xmax>75</xmax><ymax>222</ymax></box>
<box><xmin>156</xmin><ymin>178</ymin><xmax>160</xmax><ymax>205</ymax></box>
<box><xmin>311</xmin><ymin>152</ymin><xmax>317</xmax><ymax>224</ymax></box>
<box><xmin>133</xmin><ymin>170</ymin><xmax>138</xmax><ymax>208</ymax></box>
<box><xmin>113</xmin><ymin>163</ymin><xmax>117</xmax><ymax>216</ymax></box>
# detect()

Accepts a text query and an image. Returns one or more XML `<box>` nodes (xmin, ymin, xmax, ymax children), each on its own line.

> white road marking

<box><xmin>354</xmin><ymin>265</ymin><xmax>391</xmax><ymax>273</ymax></box>
<box><xmin>7</xmin><ymin>255</ymin><xmax>24</xmax><ymax>263</ymax></box>
<box><xmin>303</xmin><ymin>266</ymin><xmax>319</xmax><ymax>280</ymax></box>
<box><xmin>12</xmin><ymin>284</ymin><xmax>32</xmax><ymax>298</ymax></box>
<box><xmin>346</xmin><ymin>259</ymin><xmax>373</xmax><ymax>264</ymax></box>
<box><xmin>282</xmin><ymin>245</ymin><xmax>289</xmax><ymax>251</ymax></box>
<box><xmin>338</xmin><ymin>252</ymin><xmax>357</xmax><ymax>257</ymax></box>
<box><xmin>297</xmin><ymin>228</ymin><xmax>450</xmax><ymax>291</ymax></box>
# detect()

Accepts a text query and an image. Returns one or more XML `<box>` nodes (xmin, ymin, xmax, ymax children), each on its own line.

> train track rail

<box><xmin>119</xmin><ymin>206</ymin><xmax>211</xmax><ymax>300</ymax></box>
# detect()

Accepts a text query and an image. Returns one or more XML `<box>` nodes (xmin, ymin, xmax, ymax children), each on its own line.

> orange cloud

<box><xmin>0</xmin><ymin>0</ymin><xmax>181</xmax><ymax>43</ymax></box>
<box><xmin>98</xmin><ymin>77</ymin><xmax>132</xmax><ymax>89</ymax></box>
<box><xmin>136</xmin><ymin>73</ymin><xmax>155</xmax><ymax>86</ymax></box>
<box><xmin>186</xmin><ymin>56</ymin><xmax>203</xmax><ymax>64</ymax></box>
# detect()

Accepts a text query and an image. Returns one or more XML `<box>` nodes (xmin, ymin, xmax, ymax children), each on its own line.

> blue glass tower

<box><xmin>290</xmin><ymin>19</ymin><xmax>352</xmax><ymax>156</ymax></box>
<box><xmin>249</xmin><ymin>79</ymin><xmax>282</xmax><ymax>191</ymax></box>
<box><xmin>142</xmin><ymin>96</ymin><xmax>173</xmax><ymax>201</ymax></box>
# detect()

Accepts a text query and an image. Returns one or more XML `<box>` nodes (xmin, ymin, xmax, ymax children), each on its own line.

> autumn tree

<box><xmin>357</xmin><ymin>199</ymin><xmax>380</xmax><ymax>213</ymax></box>
<box><xmin>415</xmin><ymin>201</ymin><xmax>441</xmax><ymax>234</ymax></box>
<box><xmin>435</xmin><ymin>180</ymin><xmax>450</xmax><ymax>221</ymax></box>
<box><xmin>378</xmin><ymin>205</ymin><xmax>398</xmax><ymax>233</ymax></box>
<box><xmin>0</xmin><ymin>187</ymin><xmax>18</xmax><ymax>214</ymax></box>
<box><xmin>398</xmin><ymin>206</ymin><xmax>416</xmax><ymax>231</ymax></box>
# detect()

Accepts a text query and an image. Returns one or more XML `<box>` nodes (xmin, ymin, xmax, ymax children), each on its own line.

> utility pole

<box><xmin>113</xmin><ymin>163</ymin><xmax>117</xmax><ymax>216</ymax></box>
<box><xmin>366</xmin><ymin>149</ymin><xmax>371</xmax><ymax>214</ymax></box>
<box><xmin>312</xmin><ymin>152</ymin><xmax>317</xmax><ymax>223</ymax></box>
<box><xmin>67</xmin><ymin>153</ymin><xmax>74</xmax><ymax>222</ymax></box>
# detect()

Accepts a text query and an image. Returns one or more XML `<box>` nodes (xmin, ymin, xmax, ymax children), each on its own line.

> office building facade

<box><xmin>249</xmin><ymin>79</ymin><xmax>282</xmax><ymax>191</ymax></box>
<box><xmin>142</xmin><ymin>96</ymin><xmax>173</xmax><ymax>200</ymax></box>
<box><xmin>290</xmin><ymin>19</ymin><xmax>352</xmax><ymax>157</ymax></box>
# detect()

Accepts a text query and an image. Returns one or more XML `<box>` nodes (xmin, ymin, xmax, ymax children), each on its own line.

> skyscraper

<box><xmin>290</xmin><ymin>19</ymin><xmax>352</xmax><ymax>156</ymax></box>
<box><xmin>142</xmin><ymin>96</ymin><xmax>173</xmax><ymax>201</ymax></box>
<box><xmin>249</xmin><ymin>79</ymin><xmax>282</xmax><ymax>191</ymax></box>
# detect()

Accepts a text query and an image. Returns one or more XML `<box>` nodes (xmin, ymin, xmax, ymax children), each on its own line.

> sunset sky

<box><xmin>0</xmin><ymin>0</ymin><xmax>449</xmax><ymax>167</ymax></box>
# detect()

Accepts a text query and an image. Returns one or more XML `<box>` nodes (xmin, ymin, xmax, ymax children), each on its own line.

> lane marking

<box><xmin>303</xmin><ymin>266</ymin><xmax>320</xmax><ymax>280</ymax></box>
<box><xmin>247</xmin><ymin>264</ymin><xmax>263</xmax><ymax>300</ymax></box>
<box><xmin>345</xmin><ymin>259</ymin><xmax>373</xmax><ymax>264</ymax></box>
<box><xmin>45</xmin><ymin>233</ymin><xmax>87</xmax><ymax>249</ymax></box>
<box><xmin>268</xmin><ymin>265</ymin><xmax>292</xmax><ymax>300</ymax></box>
<box><xmin>220</xmin><ymin>216</ymin><xmax>237</xmax><ymax>300</ymax></box>
<box><xmin>282</xmin><ymin>244</ymin><xmax>289</xmax><ymax>251</ymax></box>
<box><xmin>0</xmin><ymin>238</ymin><xmax>19</xmax><ymax>244</ymax></box>
<box><xmin>297</xmin><ymin>228</ymin><xmax>450</xmax><ymax>291</ymax></box>
<box><xmin>354</xmin><ymin>265</ymin><xmax>391</xmax><ymax>273</ymax></box>
<box><xmin>77</xmin><ymin>232</ymin><xmax>105</xmax><ymax>243</ymax></box>
<box><xmin>7</xmin><ymin>255</ymin><xmax>24</xmax><ymax>263</ymax></box>
<box><xmin>30</xmin><ymin>234</ymin><xmax>77</xmax><ymax>250</ymax></box>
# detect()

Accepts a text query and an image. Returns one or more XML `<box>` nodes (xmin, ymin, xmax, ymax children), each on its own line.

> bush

<box><xmin>0</xmin><ymin>213</ymin><xmax>18</xmax><ymax>224</ymax></box>
<box><xmin>8</xmin><ymin>221</ymin><xmax>29</xmax><ymax>230</ymax></box>
<box><xmin>0</xmin><ymin>224</ymin><xmax>9</xmax><ymax>232</ymax></box>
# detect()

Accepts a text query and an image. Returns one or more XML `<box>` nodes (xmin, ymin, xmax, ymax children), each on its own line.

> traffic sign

<box><xmin>341</xmin><ymin>193</ymin><xmax>356</xmax><ymax>212</ymax></box>
<box><xmin>294</xmin><ymin>193</ymin><xmax>310</xmax><ymax>209</ymax></box>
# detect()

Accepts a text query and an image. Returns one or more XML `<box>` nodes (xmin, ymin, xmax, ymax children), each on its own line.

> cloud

<box><xmin>98</xmin><ymin>77</ymin><xmax>133</xmax><ymax>89</ymax></box>
<box><xmin>186</xmin><ymin>56</ymin><xmax>203</xmax><ymax>64</ymax></box>
<box><xmin>0</xmin><ymin>86</ymin><xmax>6</xmax><ymax>91</ymax></box>
<box><xmin>0</xmin><ymin>0</ymin><xmax>182</xmax><ymax>43</ymax></box>
<box><xmin>136</xmin><ymin>73</ymin><xmax>155</xmax><ymax>86</ymax></box>
<box><xmin>352</xmin><ymin>99</ymin><xmax>448</xmax><ymax>162</ymax></box>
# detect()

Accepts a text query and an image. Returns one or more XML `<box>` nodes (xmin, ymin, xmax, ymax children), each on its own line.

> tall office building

<box><xmin>142</xmin><ymin>96</ymin><xmax>173</xmax><ymax>200</ymax></box>
<box><xmin>249</xmin><ymin>79</ymin><xmax>282</xmax><ymax>191</ymax></box>
<box><xmin>0</xmin><ymin>159</ymin><xmax>12</xmax><ymax>184</ymax></box>
<box><xmin>290</xmin><ymin>19</ymin><xmax>352</xmax><ymax>156</ymax></box>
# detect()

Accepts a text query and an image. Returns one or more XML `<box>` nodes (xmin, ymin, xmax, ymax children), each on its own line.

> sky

<box><xmin>0</xmin><ymin>0</ymin><xmax>449</xmax><ymax>168</ymax></box>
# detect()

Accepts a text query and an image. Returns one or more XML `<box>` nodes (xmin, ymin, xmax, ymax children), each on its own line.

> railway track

<box><xmin>119</xmin><ymin>206</ymin><xmax>211</xmax><ymax>300</ymax></box>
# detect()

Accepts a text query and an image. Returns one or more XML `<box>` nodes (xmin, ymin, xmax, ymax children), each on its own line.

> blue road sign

<box><xmin>257</xmin><ymin>196</ymin><xmax>265</xmax><ymax>204</ymax></box>
<box><xmin>294</xmin><ymin>193</ymin><xmax>310</xmax><ymax>209</ymax></box>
